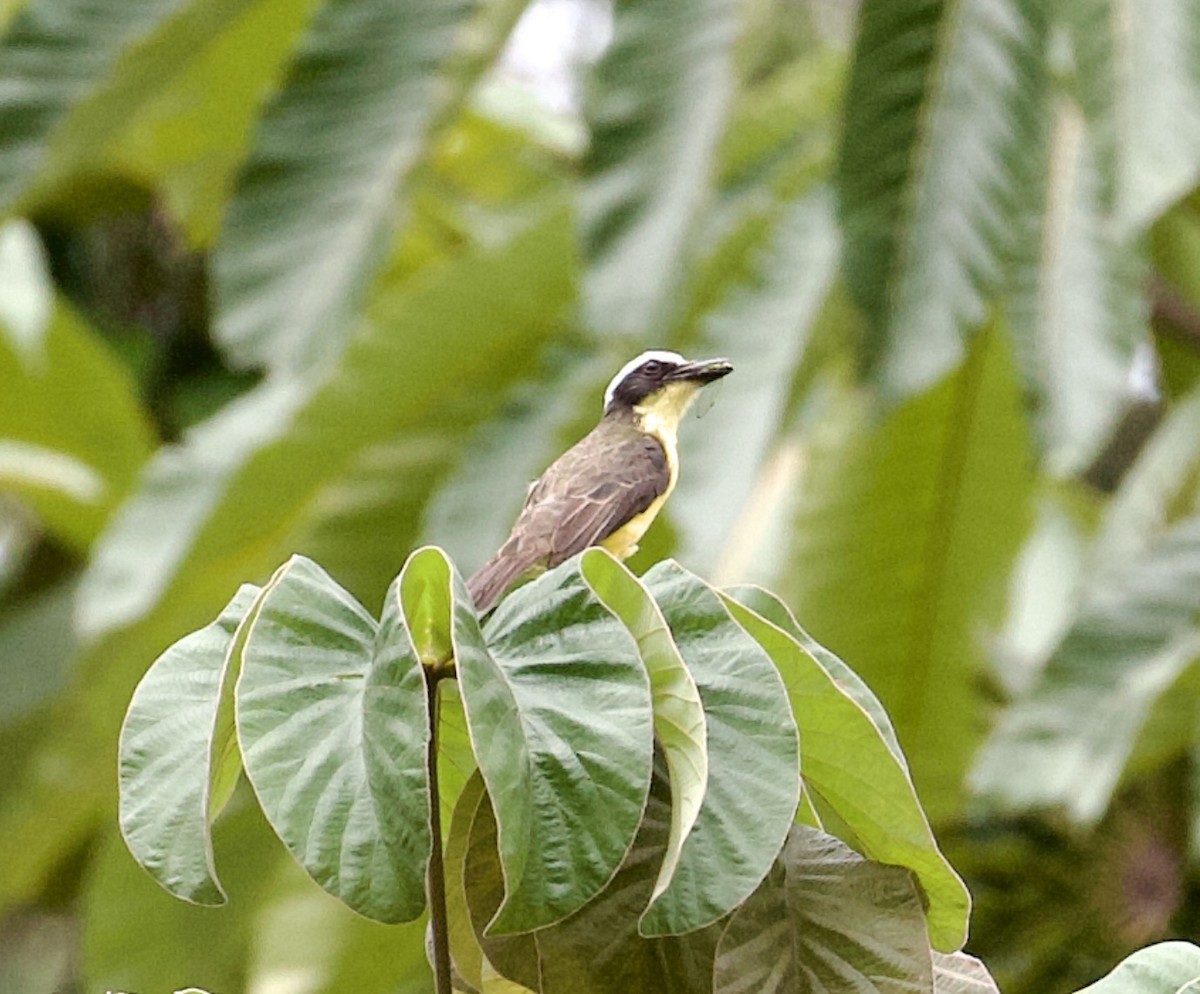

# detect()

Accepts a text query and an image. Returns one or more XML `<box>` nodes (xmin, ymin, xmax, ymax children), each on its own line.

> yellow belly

<box><xmin>599</xmin><ymin>490</ymin><xmax>670</xmax><ymax>560</ymax></box>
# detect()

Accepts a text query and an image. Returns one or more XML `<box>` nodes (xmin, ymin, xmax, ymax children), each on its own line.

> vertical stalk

<box><xmin>426</xmin><ymin>672</ymin><xmax>453</xmax><ymax>994</ymax></box>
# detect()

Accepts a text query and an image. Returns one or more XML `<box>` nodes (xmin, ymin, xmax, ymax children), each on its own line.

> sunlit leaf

<box><xmin>458</xmin><ymin>556</ymin><xmax>654</xmax><ymax>933</ymax></box>
<box><xmin>639</xmin><ymin>561</ymin><xmax>799</xmax><ymax>936</ymax></box>
<box><xmin>580</xmin><ymin>0</ymin><xmax>740</xmax><ymax>336</ymax></box>
<box><xmin>578</xmin><ymin>548</ymin><xmax>708</xmax><ymax>909</ymax></box>
<box><xmin>237</xmin><ymin>555</ymin><xmax>430</xmax><ymax>922</ymax></box>
<box><xmin>839</xmin><ymin>0</ymin><xmax>1041</xmax><ymax>397</ymax></box>
<box><xmin>118</xmin><ymin>584</ymin><xmax>261</xmax><ymax>905</ymax></box>
<box><xmin>933</xmin><ymin>950</ymin><xmax>1002</xmax><ymax>994</ymax></box>
<box><xmin>721</xmin><ymin>589</ymin><xmax>970</xmax><ymax>952</ymax></box>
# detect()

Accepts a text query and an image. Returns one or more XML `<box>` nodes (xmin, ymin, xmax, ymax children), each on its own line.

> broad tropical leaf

<box><xmin>212</xmin><ymin>0</ymin><xmax>519</xmax><ymax>372</ymax></box>
<box><xmin>1073</xmin><ymin>942</ymin><xmax>1200</xmax><ymax>994</ymax></box>
<box><xmin>713</xmin><ymin>826</ymin><xmax>933</xmax><ymax>994</ymax></box>
<box><xmin>458</xmin><ymin>556</ymin><xmax>654</xmax><ymax>933</ymax></box>
<box><xmin>118</xmin><ymin>584</ymin><xmax>261</xmax><ymax>904</ymax></box>
<box><xmin>639</xmin><ymin>561</ymin><xmax>799</xmax><ymax>936</ymax></box>
<box><xmin>580</xmin><ymin>0</ymin><xmax>740</xmax><ymax>336</ymax></box>
<box><xmin>236</xmin><ymin>556</ymin><xmax>431</xmax><ymax>922</ymax></box>
<box><xmin>578</xmin><ymin>548</ymin><xmax>708</xmax><ymax>909</ymax></box>
<box><xmin>838</xmin><ymin>0</ymin><xmax>1040</xmax><ymax>397</ymax></box>
<box><xmin>722</xmin><ymin>588</ymin><xmax>970</xmax><ymax>952</ymax></box>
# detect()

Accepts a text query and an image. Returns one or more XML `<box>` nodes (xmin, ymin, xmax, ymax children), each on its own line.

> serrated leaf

<box><xmin>838</xmin><ymin>0</ymin><xmax>1040</xmax><ymax>397</ymax></box>
<box><xmin>118</xmin><ymin>584</ymin><xmax>262</xmax><ymax>905</ymax></box>
<box><xmin>578</xmin><ymin>548</ymin><xmax>708</xmax><ymax>908</ymax></box>
<box><xmin>456</xmin><ymin>556</ymin><xmax>654</xmax><ymax>933</ymax></box>
<box><xmin>580</xmin><ymin>0</ymin><xmax>740</xmax><ymax>336</ymax></box>
<box><xmin>236</xmin><ymin>555</ymin><xmax>431</xmax><ymax>922</ymax></box>
<box><xmin>721</xmin><ymin>589</ymin><xmax>970</xmax><ymax>952</ymax></box>
<box><xmin>713</xmin><ymin>826</ymin><xmax>932</xmax><ymax>994</ymax></box>
<box><xmin>638</xmin><ymin>561</ymin><xmax>799</xmax><ymax>936</ymax></box>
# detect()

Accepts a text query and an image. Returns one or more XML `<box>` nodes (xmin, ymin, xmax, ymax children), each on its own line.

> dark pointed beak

<box><xmin>667</xmin><ymin>357</ymin><xmax>733</xmax><ymax>385</ymax></box>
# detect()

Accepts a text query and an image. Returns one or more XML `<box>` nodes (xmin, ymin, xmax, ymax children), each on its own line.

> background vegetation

<box><xmin>1</xmin><ymin>0</ymin><xmax>1200</xmax><ymax>990</ymax></box>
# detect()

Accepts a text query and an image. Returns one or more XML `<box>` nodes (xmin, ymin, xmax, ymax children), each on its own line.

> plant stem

<box><xmin>426</xmin><ymin>672</ymin><xmax>453</xmax><ymax>994</ymax></box>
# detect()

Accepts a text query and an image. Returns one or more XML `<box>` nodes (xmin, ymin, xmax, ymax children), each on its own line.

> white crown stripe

<box><xmin>603</xmin><ymin>350</ymin><xmax>686</xmax><ymax>410</ymax></box>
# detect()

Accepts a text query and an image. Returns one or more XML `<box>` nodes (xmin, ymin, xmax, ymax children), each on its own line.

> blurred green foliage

<box><xmin>2</xmin><ymin>0</ymin><xmax>1200</xmax><ymax>990</ymax></box>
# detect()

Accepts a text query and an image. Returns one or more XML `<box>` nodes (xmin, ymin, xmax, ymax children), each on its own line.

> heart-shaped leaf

<box><xmin>236</xmin><ymin>555</ymin><xmax>431</xmax><ymax>923</ymax></box>
<box><xmin>639</xmin><ymin>561</ymin><xmax>800</xmax><ymax>936</ymax></box>
<box><xmin>457</xmin><ymin>557</ymin><xmax>654</xmax><ymax>933</ymax></box>
<box><xmin>118</xmin><ymin>583</ymin><xmax>263</xmax><ymax>904</ymax></box>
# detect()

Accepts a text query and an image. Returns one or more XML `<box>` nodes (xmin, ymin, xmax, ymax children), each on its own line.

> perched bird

<box><xmin>467</xmin><ymin>350</ymin><xmax>733</xmax><ymax>613</ymax></box>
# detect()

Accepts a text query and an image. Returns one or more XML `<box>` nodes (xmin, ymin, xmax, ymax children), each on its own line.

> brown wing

<box><xmin>467</xmin><ymin>424</ymin><xmax>668</xmax><ymax>612</ymax></box>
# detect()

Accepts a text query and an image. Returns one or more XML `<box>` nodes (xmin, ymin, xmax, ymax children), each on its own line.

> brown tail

<box><xmin>467</xmin><ymin>551</ymin><xmax>529</xmax><ymax>615</ymax></box>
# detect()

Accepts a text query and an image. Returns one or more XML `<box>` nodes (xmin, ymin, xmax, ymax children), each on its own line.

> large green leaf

<box><xmin>578</xmin><ymin>548</ymin><xmax>708</xmax><ymax>910</ymax></box>
<box><xmin>933</xmin><ymin>951</ymin><xmax>1002</xmax><ymax>994</ymax></box>
<box><xmin>580</xmin><ymin>0</ymin><xmax>740</xmax><ymax>336</ymax></box>
<box><xmin>971</xmin><ymin>516</ymin><xmax>1200</xmax><ymax>823</ymax></box>
<box><xmin>117</xmin><ymin>584</ymin><xmax>261</xmax><ymax>905</ymax></box>
<box><xmin>459</xmin><ymin>556</ymin><xmax>654</xmax><ymax>933</ymax></box>
<box><xmin>774</xmin><ymin>329</ymin><xmax>1034</xmax><ymax>820</ymax></box>
<box><xmin>1073</xmin><ymin>943</ymin><xmax>1200</xmax><ymax>994</ymax></box>
<box><xmin>78</xmin><ymin>209</ymin><xmax>572</xmax><ymax>638</ymax></box>
<box><xmin>0</xmin><ymin>290</ymin><xmax>153</xmax><ymax>549</ymax></box>
<box><xmin>464</xmin><ymin>760</ymin><xmax>722</xmax><ymax>994</ymax></box>
<box><xmin>0</xmin><ymin>0</ymin><xmax>196</xmax><ymax>209</ymax></box>
<box><xmin>838</xmin><ymin>0</ymin><xmax>1040</xmax><ymax>397</ymax></box>
<box><xmin>1112</xmin><ymin>0</ymin><xmax>1200</xmax><ymax>233</ymax></box>
<box><xmin>722</xmin><ymin>588</ymin><xmax>969</xmax><ymax>952</ymax></box>
<box><xmin>713</xmin><ymin>826</ymin><xmax>933</xmax><ymax>994</ymax></box>
<box><xmin>212</xmin><ymin>0</ymin><xmax>519</xmax><ymax>372</ymax></box>
<box><xmin>639</xmin><ymin>561</ymin><xmax>799</xmax><ymax>936</ymax></box>
<box><xmin>1004</xmin><ymin>93</ymin><xmax>1147</xmax><ymax>476</ymax></box>
<box><xmin>236</xmin><ymin>555</ymin><xmax>431</xmax><ymax>923</ymax></box>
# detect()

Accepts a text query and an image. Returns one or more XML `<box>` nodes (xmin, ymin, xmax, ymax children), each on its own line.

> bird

<box><xmin>467</xmin><ymin>350</ymin><xmax>733</xmax><ymax>614</ymax></box>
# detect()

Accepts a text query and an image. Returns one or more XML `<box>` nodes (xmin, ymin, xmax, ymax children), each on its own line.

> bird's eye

<box><xmin>642</xmin><ymin>360</ymin><xmax>662</xmax><ymax>375</ymax></box>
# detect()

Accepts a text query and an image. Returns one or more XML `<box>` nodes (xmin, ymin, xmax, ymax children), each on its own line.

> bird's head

<box><xmin>603</xmin><ymin>350</ymin><xmax>733</xmax><ymax>427</ymax></box>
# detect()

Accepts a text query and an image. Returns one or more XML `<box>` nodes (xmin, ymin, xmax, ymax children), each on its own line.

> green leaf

<box><xmin>78</xmin><ymin>208</ymin><xmax>572</xmax><ymax>638</ymax></box>
<box><xmin>212</xmin><ymin>0</ymin><xmax>511</xmax><ymax>372</ymax></box>
<box><xmin>638</xmin><ymin>561</ymin><xmax>799</xmax><ymax>936</ymax></box>
<box><xmin>0</xmin><ymin>220</ymin><xmax>50</xmax><ymax>354</ymax></box>
<box><xmin>445</xmin><ymin>772</ymin><xmax>488</xmax><ymax>992</ymax></box>
<box><xmin>1072</xmin><ymin>942</ymin><xmax>1200</xmax><ymax>994</ymax></box>
<box><xmin>933</xmin><ymin>951</ymin><xmax>1002</xmax><ymax>994</ymax></box>
<box><xmin>0</xmin><ymin>0</ymin><xmax>194</xmax><ymax>209</ymax></box>
<box><xmin>458</xmin><ymin>555</ymin><xmax>654</xmax><ymax>933</ymax></box>
<box><xmin>117</xmin><ymin>584</ymin><xmax>261</xmax><ymax>905</ymax></box>
<box><xmin>971</xmin><ymin>516</ymin><xmax>1200</xmax><ymax>824</ymax></box>
<box><xmin>578</xmin><ymin>548</ymin><xmax>708</xmax><ymax>911</ymax></box>
<box><xmin>713</xmin><ymin>826</ymin><xmax>933</xmax><ymax>994</ymax></box>
<box><xmin>721</xmin><ymin>589</ymin><xmax>970</xmax><ymax>952</ymax></box>
<box><xmin>774</xmin><ymin>328</ymin><xmax>1033</xmax><ymax>820</ymax></box>
<box><xmin>1004</xmin><ymin>94</ymin><xmax>1147</xmax><ymax>476</ymax></box>
<box><xmin>464</xmin><ymin>760</ymin><xmax>722</xmax><ymax>994</ymax></box>
<box><xmin>0</xmin><ymin>298</ymin><xmax>154</xmax><ymax>549</ymax></box>
<box><xmin>580</xmin><ymin>0</ymin><xmax>740</xmax><ymax>336</ymax></box>
<box><xmin>838</xmin><ymin>0</ymin><xmax>1041</xmax><ymax>397</ymax></box>
<box><xmin>1114</xmin><ymin>0</ymin><xmax>1200</xmax><ymax>233</ymax></box>
<box><xmin>236</xmin><ymin>555</ymin><xmax>431</xmax><ymax>922</ymax></box>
